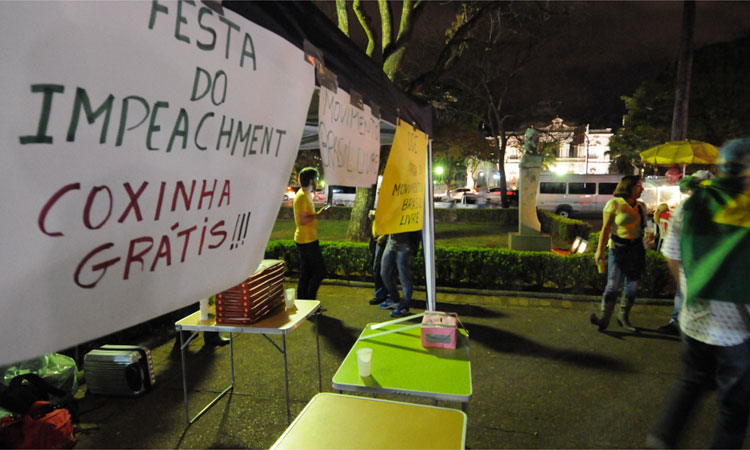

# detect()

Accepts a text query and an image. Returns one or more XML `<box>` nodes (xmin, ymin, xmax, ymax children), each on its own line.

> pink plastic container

<box><xmin>421</xmin><ymin>311</ymin><xmax>459</xmax><ymax>349</ymax></box>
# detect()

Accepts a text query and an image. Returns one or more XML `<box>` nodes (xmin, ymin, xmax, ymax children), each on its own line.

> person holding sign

<box><xmin>294</xmin><ymin>168</ymin><xmax>329</xmax><ymax>300</ymax></box>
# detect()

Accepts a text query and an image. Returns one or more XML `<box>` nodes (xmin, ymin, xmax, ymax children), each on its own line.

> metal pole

<box><xmin>424</xmin><ymin>139</ymin><xmax>437</xmax><ymax>311</ymax></box>
<box><xmin>315</xmin><ymin>311</ymin><xmax>322</xmax><ymax>392</ymax></box>
<box><xmin>283</xmin><ymin>335</ymin><xmax>291</xmax><ymax>424</ymax></box>
<box><xmin>179</xmin><ymin>327</ymin><xmax>190</xmax><ymax>424</ymax></box>
<box><xmin>229</xmin><ymin>333</ymin><xmax>235</xmax><ymax>385</ymax></box>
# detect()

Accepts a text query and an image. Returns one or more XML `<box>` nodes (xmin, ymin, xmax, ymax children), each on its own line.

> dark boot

<box><xmin>590</xmin><ymin>293</ymin><xmax>617</xmax><ymax>331</ymax></box>
<box><xmin>203</xmin><ymin>331</ymin><xmax>230</xmax><ymax>347</ymax></box>
<box><xmin>617</xmin><ymin>296</ymin><xmax>637</xmax><ymax>332</ymax></box>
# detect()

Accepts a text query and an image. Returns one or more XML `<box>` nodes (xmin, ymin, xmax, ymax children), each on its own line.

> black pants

<box><xmin>296</xmin><ymin>240</ymin><xmax>326</xmax><ymax>300</ymax></box>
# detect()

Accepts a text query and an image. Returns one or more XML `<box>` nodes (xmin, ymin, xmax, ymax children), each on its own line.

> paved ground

<box><xmin>72</xmin><ymin>283</ymin><xmax>747</xmax><ymax>449</ymax></box>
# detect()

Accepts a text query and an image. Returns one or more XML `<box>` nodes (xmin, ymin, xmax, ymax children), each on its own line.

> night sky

<box><xmin>319</xmin><ymin>1</ymin><xmax>750</xmax><ymax>130</ymax></box>
<box><xmin>526</xmin><ymin>1</ymin><xmax>750</xmax><ymax>129</ymax></box>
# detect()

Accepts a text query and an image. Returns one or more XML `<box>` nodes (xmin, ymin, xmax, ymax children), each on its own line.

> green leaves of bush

<box><xmin>265</xmin><ymin>240</ymin><xmax>672</xmax><ymax>297</ymax></box>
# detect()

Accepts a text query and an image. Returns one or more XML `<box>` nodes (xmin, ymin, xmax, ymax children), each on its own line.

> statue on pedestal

<box><xmin>509</xmin><ymin>126</ymin><xmax>550</xmax><ymax>251</ymax></box>
<box><xmin>519</xmin><ymin>126</ymin><xmax>542</xmax><ymax>234</ymax></box>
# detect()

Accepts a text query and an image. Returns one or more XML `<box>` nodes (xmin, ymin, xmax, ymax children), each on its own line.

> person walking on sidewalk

<box><xmin>591</xmin><ymin>175</ymin><xmax>647</xmax><ymax>332</ymax></box>
<box><xmin>656</xmin><ymin>170</ymin><xmax>713</xmax><ymax>335</ymax></box>
<box><xmin>647</xmin><ymin>138</ymin><xmax>750</xmax><ymax>449</ymax></box>
<box><xmin>293</xmin><ymin>167</ymin><xmax>329</xmax><ymax>300</ymax></box>
<box><xmin>379</xmin><ymin>231</ymin><xmax>420</xmax><ymax>318</ymax></box>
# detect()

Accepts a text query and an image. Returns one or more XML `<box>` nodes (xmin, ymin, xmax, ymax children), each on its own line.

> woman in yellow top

<box><xmin>590</xmin><ymin>175</ymin><xmax>647</xmax><ymax>332</ymax></box>
<box><xmin>293</xmin><ymin>167</ymin><xmax>330</xmax><ymax>300</ymax></box>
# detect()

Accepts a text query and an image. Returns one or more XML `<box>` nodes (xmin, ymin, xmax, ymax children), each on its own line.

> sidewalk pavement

<box><xmin>72</xmin><ymin>283</ymin><xmax>744</xmax><ymax>449</ymax></box>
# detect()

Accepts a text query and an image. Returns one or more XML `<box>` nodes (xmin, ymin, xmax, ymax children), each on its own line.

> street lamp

<box><xmin>434</xmin><ymin>166</ymin><xmax>444</xmax><ymax>184</ymax></box>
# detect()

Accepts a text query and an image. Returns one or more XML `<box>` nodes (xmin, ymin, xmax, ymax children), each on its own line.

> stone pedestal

<box><xmin>510</xmin><ymin>153</ymin><xmax>551</xmax><ymax>251</ymax></box>
<box><xmin>508</xmin><ymin>232</ymin><xmax>552</xmax><ymax>251</ymax></box>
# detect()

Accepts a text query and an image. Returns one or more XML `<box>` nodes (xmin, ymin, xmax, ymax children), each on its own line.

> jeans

<box><xmin>380</xmin><ymin>240</ymin><xmax>414</xmax><ymax>310</ymax></box>
<box><xmin>603</xmin><ymin>248</ymin><xmax>638</xmax><ymax>299</ymax></box>
<box><xmin>670</xmin><ymin>286</ymin><xmax>683</xmax><ymax>323</ymax></box>
<box><xmin>649</xmin><ymin>335</ymin><xmax>750</xmax><ymax>448</ymax></box>
<box><xmin>370</xmin><ymin>236</ymin><xmax>388</xmax><ymax>301</ymax></box>
<box><xmin>296</xmin><ymin>240</ymin><xmax>326</xmax><ymax>300</ymax></box>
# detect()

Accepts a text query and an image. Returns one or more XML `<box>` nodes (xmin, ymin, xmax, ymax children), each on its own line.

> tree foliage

<box><xmin>424</xmin><ymin>2</ymin><xmax>570</xmax><ymax>206</ymax></box>
<box><xmin>329</xmin><ymin>0</ymin><xmax>428</xmax><ymax>241</ymax></box>
<box><xmin>431</xmin><ymin>118</ymin><xmax>493</xmax><ymax>187</ymax></box>
<box><xmin>323</xmin><ymin>1</ymin><xmax>501</xmax><ymax>240</ymax></box>
<box><xmin>610</xmin><ymin>35</ymin><xmax>750</xmax><ymax>173</ymax></box>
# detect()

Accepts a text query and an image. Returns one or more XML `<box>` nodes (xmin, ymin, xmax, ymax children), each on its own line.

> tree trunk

<box><xmin>335</xmin><ymin>0</ymin><xmax>349</xmax><ymax>35</ymax></box>
<box><xmin>671</xmin><ymin>0</ymin><xmax>695</xmax><ymax>141</ymax></box>
<box><xmin>496</xmin><ymin>128</ymin><xmax>510</xmax><ymax>208</ymax></box>
<box><xmin>346</xmin><ymin>186</ymin><xmax>376</xmax><ymax>242</ymax></box>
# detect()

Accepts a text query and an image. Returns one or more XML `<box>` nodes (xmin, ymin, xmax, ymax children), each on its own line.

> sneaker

<box><xmin>657</xmin><ymin>320</ymin><xmax>680</xmax><ymax>336</ymax></box>
<box><xmin>391</xmin><ymin>307</ymin><xmax>410</xmax><ymax>318</ymax></box>
<box><xmin>379</xmin><ymin>300</ymin><xmax>398</xmax><ymax>309</ymax></box>
<box><xmin>369</xmin><ymin>297</ymin><xmax>387</xmax><ymax>305</ymax></box>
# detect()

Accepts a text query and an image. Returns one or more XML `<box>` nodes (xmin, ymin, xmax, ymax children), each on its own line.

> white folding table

<box><xmin>175</xmin><ymin>299</ymin><xmax>321</xmax><ymax>425</ymax></box>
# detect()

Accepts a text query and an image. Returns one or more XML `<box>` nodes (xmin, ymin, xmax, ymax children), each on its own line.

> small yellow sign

<box><xmin>375</xmin><ymin>120</ymin><xmax>428</xmax><ymax>235</ymax></box>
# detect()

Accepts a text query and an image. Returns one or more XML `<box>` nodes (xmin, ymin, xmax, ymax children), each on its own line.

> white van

<box><xmin>327</xmin><ymin>185</ymin><xmax>357</xmax><ymax>206</ymax></box>
<box><xmin>537</xmin><ymin>173</ymin><xmax>624</xmax><ymax>217</ymax></box>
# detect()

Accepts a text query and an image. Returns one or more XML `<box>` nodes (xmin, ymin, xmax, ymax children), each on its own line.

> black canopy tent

<box><xmin>225</xmin><ymin>1</ymin><xmax>438</xmax><ymax>312</ymax></box>
<box><xmin>224</xmin><ymin>1</ymin><xmax>433</xmax><ymax>136</ymax></box>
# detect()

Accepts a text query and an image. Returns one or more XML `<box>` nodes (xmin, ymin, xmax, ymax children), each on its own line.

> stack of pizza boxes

<box><xmin>215</xmin><ymin>260</ymin><xmax>286</xmax><ymax>325</ymax></box>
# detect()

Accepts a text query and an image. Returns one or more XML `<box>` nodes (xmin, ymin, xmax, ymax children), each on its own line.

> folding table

<box><xmin>175</xmin><ymin>299</ymin><xmax>321</xmax><ymax>425</ymax></box>
<box><xmin>270</xmin><ymin>393</ymin><xmax>467</xmax><ymax>449</ymax></box>
<box><xmin>332</xmin><ymin>321</ymin><xmax>472</xmax><ymax>409</ymax></box>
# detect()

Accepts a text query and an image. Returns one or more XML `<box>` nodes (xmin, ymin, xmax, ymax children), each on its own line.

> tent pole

<box><xmin>423</xmin><ymin>139</ymin><xmax>437</xmax><ymax>312</ymax></box>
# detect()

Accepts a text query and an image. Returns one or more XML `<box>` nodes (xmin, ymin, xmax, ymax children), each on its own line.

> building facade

<box><xmin>482</xmin><ymin>117</ymin><xmax>613</xmax><ymax>189</ymax></box>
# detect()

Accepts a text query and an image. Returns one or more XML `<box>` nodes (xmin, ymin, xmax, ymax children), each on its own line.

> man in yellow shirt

<box><xmin>293</xmin><ymin>168</ymin><xmax>329</xmax><ymax>300</ymax></box>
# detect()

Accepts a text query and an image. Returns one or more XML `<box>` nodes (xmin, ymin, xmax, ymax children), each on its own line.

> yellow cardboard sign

<box><xmin>375</xmin><ymin>120</ymin><xmax>428</xmax><ymax>235</ymax></box>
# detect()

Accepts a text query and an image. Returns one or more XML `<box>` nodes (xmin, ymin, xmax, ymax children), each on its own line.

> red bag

<box><xmin>19</xmin><ymin>401</ymin><xmax>75</xmax><ymax>449</ymax></box>
<box><xmin>0</xmin><ymin>416</ymin><xmax>24</xmax><ymax>448</ymax></box>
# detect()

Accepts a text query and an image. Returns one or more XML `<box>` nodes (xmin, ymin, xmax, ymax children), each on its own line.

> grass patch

<box><xmin>270</xmin><ymin>219</ymin><xmax>516</xmax><ymax>248</ymax></box>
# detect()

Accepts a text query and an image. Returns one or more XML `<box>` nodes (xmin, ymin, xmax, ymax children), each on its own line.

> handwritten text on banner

<box><xmin>318</xmin><ymin>86</ymin><xmax>380</xmax><ymax>187</ymax></box>
<box><xmin>0</xmin><ymin>2</ymin><xmax>315</xmax><ymax>365</ymax></box>
<box><xmin>374</xmin><ymin>120</ymin><xmax>428</xmax><ymax>235</ymax></box>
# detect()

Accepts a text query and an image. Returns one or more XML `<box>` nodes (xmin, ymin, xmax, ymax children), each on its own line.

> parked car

<box><xmin>449</xmin><ymin>187</ymin><xmax>475</xmax><ymax>201</ymax></box>
<box><xmin>483</xmin><ymin>187</ymin><xmax>519</xmax><ymax>206</ymax></box>
<box><xmin>329</xmin><ymin>185</ymin><xmax>357</xmax><ymax>206</ymax></box>
<box><xmin>433</xmin><ymin>183</ymin><xmax>449</xmax><ymax>200</ymax></box>
<box><xmin>283</xmin><ymin>186</ymin><xmax>325</xmax><ymax>203</ymax></box>
<box><xmin>282</xmin><ymin>185</ymin><xmax>298</xmax><ymax>201</ymax></box>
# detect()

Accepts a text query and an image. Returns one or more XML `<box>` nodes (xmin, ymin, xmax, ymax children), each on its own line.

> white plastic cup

<box><xmin>356</xmin><ymin>347</ymin><xmax>373</xmax><ymax>377</ymax></box>
<box><xmin>199</xmin><ymin>298</ymin><xmax>210</xmax><ymax>321</ymax></box>
<box><xmin>285</xmin><ymin>288</ymin><xmax>296</xmax><ymax>310</ymax></box>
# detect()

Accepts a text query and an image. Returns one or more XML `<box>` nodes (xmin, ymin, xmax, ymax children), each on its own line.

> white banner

<box><xmin>318</xmin><ymin>86</ymin><xmax>380</xmax><ymax>187</ymax></box>
<box><xmin>0</xmin><ymin>1</ymin><xmax>315</xmax><ymax>365</ymax></box>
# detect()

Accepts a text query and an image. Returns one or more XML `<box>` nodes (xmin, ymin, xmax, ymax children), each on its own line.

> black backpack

<box><xmin>0</xmin><ymin>373</ymin><xmax>77</xmax><ymax>420</ymax></box>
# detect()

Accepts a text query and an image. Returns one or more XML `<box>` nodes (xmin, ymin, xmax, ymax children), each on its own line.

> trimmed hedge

<box><xmin>265</xmin><ymin>239</ymin><xmax>673</xmax><ymax>297</ymax></box>
<box><xmin>277</xmin><ymin>206</ymin><xmax>351</xmax><ymax>221</ymax></box>
<box><xmin>433</xmin><ymin>207</ymin><xmax>517</xmax><ymax>224</ymax></box>
<box><xmin>277</xmin><ymin>205</ymin><xmax>517</xmax><ymax>223</ymax></box>
<box><xmin>538</xmin><ymin>210</ymin><xmax>592</xmax><ymax>246</ymax></box>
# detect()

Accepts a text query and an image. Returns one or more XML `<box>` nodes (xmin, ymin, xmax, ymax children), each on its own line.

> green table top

<box><xmin>271</xmin><ymin>393</ymin><xmax>467</xmax><ymax>449</ymax></box>
<box><xmin>332</xmin><ymin>322</ymin><xmax>472</xmax><ymax>402</ymax></box>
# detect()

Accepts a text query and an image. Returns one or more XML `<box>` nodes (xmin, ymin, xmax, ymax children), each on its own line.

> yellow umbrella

<box><xmin>640</xmin><ymin>140</ymin><xmax>719</xmax><ymax>165</ymax></box>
